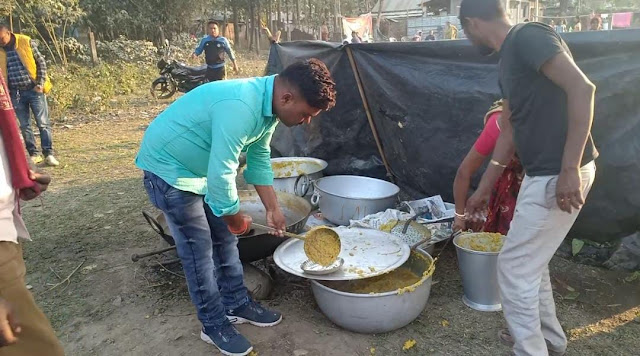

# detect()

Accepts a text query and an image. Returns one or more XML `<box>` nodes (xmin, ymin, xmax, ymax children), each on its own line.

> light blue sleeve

<box><xmin>243</xmin><ymin>122</ymin><xmax>277</xmax><ymax>186</ymax></box>
<box><xmin>194</xmin><ymin>37</ymin><xmax>207</xmax><ymax>55</ymax></box>
<box><xmin>204</xmin><ymin>100</ymin><xmax>258</xmax><ymax>217</ymax></box>
<box><xmin>222</xmin><ymin>37</ymin><xmax>236</xmax><ymax>62</ymax></box>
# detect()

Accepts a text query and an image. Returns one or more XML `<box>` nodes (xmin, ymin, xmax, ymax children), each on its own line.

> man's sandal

<box><xmin>498</xmin><ymin>329</ymin><xmax>566</xmax><ymax>356</ymax></box>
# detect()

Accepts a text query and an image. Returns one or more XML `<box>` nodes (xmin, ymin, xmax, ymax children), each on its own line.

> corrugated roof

<box><xmin>372</xmin><ymin>0</ymin><xmax>423</xmax><ymax>14</ymax></box>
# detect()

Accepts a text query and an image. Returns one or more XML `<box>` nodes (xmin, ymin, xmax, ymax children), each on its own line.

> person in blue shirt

<box><xmin>136</xmin><ymin>59</ymin><xmax>336</xmax><ymax>356</ymax></box>
<box><xmin>192</xmin><ymin>20</ymin><xmax>239</xmax><ymax>82</ymax></box>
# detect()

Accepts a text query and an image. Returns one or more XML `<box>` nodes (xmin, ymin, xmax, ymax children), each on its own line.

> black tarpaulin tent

<box><xmin>266</xmin><ymin>29</ymin><xmax>640</xmax><ymax>244</ymax></box>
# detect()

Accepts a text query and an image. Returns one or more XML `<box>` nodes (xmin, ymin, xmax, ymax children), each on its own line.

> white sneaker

<box><xmin>44</xmin><ymin>155</ymin><xmax>60</xmax><ymax>167</ymax></box>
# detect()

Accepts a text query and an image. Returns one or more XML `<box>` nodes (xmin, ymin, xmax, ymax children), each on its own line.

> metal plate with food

<box><xmin>273</xmin><ymin>227</ymin><xmax>410</xmax><ymax>281</ymax></box>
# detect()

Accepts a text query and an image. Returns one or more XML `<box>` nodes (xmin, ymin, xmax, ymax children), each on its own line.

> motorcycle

<box><xmin>150</xmin><ymin>40</ymin><xmax>207</xmax><ymax>99</ymax></box>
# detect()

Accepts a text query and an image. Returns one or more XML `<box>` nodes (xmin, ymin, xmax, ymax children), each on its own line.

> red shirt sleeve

<box><xmin>473</xmin><ymin>112</ymin><xmax>501</xmax><ymax>156</ymax></box>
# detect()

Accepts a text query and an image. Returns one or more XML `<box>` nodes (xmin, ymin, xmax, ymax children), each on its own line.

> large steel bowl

<box><xmin>453</xmin><ymin>233</ymin><xmax>503</xmax><ymax>312</ymax></box>
<box><xmin>310</xmin><ymin>249</ymin><xmax>433</xmax><ymax>334</ymax></box>
<box><xmin>270</xmin><ymin>157</ymin><xmax>328</xmax><ymax>199</ymax></box>
<box><xmin>311</xmin><ymin>175</ymin><xmax>400</xmax><ymax>226</ymax></box>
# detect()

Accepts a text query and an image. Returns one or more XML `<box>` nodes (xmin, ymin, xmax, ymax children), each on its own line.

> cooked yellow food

<box><xmin>304</xmin><ymin>226</ymin><xmax>341</xmax><ymax>266</ymax></box>
<box><xmin>402</xmin><ymin>339</ymin><xmax>417</xmax><ymax>351</ymax></box>
<box><xmin>271</xmin><ymin>161</ymin><xmax>321</xmax><ymax>178</ymax></box>
<box><xmin>321</xmin><ymin>251</ymin><xmax>435</xmax><ymax>294</ymax></box>
<box><xmin>379</xmin><ymin>219</ymin><xmax>399</xmax><ymax>232</ymax></box>
<box><xmin>457</xmin><ymin>232</ymin><xmax>505</xmax><ymax>252</ymax></box>
<box><xmin>332</xmin><ymin>267</ymin><xmax>421</xmax><ymax>294</ymax></box>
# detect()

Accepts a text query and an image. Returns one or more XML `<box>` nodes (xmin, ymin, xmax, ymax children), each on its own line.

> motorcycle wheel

<box><xmin>151</xmin><ymin>78</ymin><xmax>177</xmax><ymax>99</ymax></box>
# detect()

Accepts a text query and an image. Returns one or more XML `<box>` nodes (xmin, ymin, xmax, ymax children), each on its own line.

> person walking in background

<box><xmin>320</xmin><ymin>21</ymin><xmax>329</xmax><ymax>41</ymax></box>
<box><xmin>0</xmin><ymin>24</ymin><xmax>59</xmax><ymax>167</ymax></box>
<box><xmin>558</xmin><ymin>19</ymin><xmax>568</xmax><ymax>33</ymax></box>
<box><xmin>0</xmin><ymin>69</ymin><xmax>63</xmax><ymax>356</ymax></box>
<box><xmin>460</xmin><ymin>0</ymin><xmax>598</xmax><ymax>354</ymax></box>
<box><xmin>351</xmin><ymin>31</ymin><xmax>362</xmax><ymax>43</ymax></box>
<box><xmin>425</xmin><ymin>30</ymin><xmax>436</xmax><ymax>41</ymax></box>
<box><xmin>192</xmin><ymin>20</ymin><xmax>239</xmax><ymax>82</ymax></box>
<box><xmin>573</xmin><ymin>16</ymin><xmax>582</xmax><ymax>32</ymax></box>
<box><xmin>413</xmin><ymin>30</ymin><xmax>423</xmax><ymax>41</ymax></box>
<box><xmin>590</xmin><ymin>16</ymin><xmax>602</xmax><ymax>31</ymax></box>
<box><xmin>444</xmin><ymin>21</ymin><xmax>459</xmax><ymax>39</ymax></box>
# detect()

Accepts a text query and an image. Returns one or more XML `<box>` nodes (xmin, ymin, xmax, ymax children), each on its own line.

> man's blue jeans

<box><xmin>143</xmin><ymin>171</ymin><xmax>249</xmax><ymax>328</ymax></box>
<box><xmin>10</xmin><ymin>89</ymin><xmax>53</xmax><ymax>156</ymax></box>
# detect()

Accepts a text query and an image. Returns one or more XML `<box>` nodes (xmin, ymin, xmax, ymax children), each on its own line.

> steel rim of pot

<box><xmin>312</xmin><ymin>176</ymin><xmax>400</xmax><ymax>202</ymax></box>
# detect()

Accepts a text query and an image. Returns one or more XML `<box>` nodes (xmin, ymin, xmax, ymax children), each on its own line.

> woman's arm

<box><xmin>452</xmin><ymin>112</ymin><xmax>501</xmax><ymax>231</ymax></box>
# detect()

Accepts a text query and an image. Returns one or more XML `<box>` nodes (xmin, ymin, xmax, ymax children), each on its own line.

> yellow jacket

<box><xmin>0</xmin><ymin>34</ymin><xmax>52</xmax><ymax>94</ymax></box>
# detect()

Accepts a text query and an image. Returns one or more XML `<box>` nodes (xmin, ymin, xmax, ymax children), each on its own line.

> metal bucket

<box><xmin>311</xmin><ymin>175</ymin><xmax>400</xmax><ymax>226</ymax></box>
<box><xmin>453</xmin><ymin>233</ymin><xmax>502</xmax><ymax>312</ymax></box>
<box><xmin>310</xmin><ymin>249</ymin><xmax>433</xmax><ymax>334</ymax></box>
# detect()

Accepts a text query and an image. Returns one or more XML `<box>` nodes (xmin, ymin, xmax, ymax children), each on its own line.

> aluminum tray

<box><xmin>273</xmin><ymin>227</ymin><xmax>410</xmax><ymax>281</ymax></box>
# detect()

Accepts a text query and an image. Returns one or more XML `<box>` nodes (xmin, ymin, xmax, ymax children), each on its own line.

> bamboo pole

<box><xmin>345</xmin><ymin>46</ymin><xmax>395</xmax><ymax>182</ymax></box>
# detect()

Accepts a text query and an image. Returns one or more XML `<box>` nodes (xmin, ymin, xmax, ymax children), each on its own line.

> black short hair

<box><xmin>459</xmin><ymin>0</ymin><xmax>506</xmax><ymax>24</ymax></box>
<box><xmin>207</xmin><ymin>20</ymin><xmax>219</xmax><ymax>27</ymax></box>
<box><xmin>0</xmin><ymin>23</ymin><xmax>9</xmax><ymax>30</ymax></box>
<box><xmin>279</xmin><ymin>58</ymin><xmax>337</xmax><ymax>111</ymax></box>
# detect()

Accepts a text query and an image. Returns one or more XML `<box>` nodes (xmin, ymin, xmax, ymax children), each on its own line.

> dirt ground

<box><xmin>19</xmin><ymin>62</ymin><xmax>640</xmax><ymax>356</ymax></box>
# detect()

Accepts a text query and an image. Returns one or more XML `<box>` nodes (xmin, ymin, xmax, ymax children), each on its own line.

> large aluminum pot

<box><xmin>271</xmin><ymin>157</ymin><xmax>328</xmax><ymax>198</ymax></box>
<box><xmin>311</xmin><ymin>175</ymin><xmax>399</xmax><ymax>226</ymax></box>
<box><xmin>311</xmin><ymin>249</ymin><xmax>434</xmax><ymax>334</ymax></box>
<box><xmin>453</xmin><ymin>233</ymin><xmax>502</xmax><ymax>312</ymax></box>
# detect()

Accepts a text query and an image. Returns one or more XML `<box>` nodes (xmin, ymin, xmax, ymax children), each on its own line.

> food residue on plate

<box><xmin>304</xmin><ymin>226</ymin><xmax>341</xmax><ymax>266</ymax></box>
<box><xmin>402</xmin><ymin>339</ymin><xmax>417</xmax><ymax>351</ymax></box>
<box><xmin>456</xmin><ymin>232</ymin><xmax>505</xmax><ymax>252</ymax></box>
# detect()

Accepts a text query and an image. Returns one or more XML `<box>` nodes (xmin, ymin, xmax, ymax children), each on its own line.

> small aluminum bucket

<box><xmin>453</xmin><ymin>233</ymin><xmax>502</xmax><ymax>312</ymax></box>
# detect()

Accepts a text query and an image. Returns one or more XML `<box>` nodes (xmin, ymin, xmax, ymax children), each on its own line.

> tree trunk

<box><xmin>232</xmin><ymin>3</ymin><xmax>240</xmax><ymax>49</ymax></box>
<box><xmin>257</xmin><ymin>0</ymin><xmax>261</xmax><ymax>54</ymax></box>
<box><xmin>277</xmin><ymin>0</ymin><xmax>282</xmax><ymax>28</ymax></box>
<box><xmin>277</xmin><ymin>0</ymin><xmax>282</xmax><ymax>29</ymax></box>
<box><xmin>268</xmin><ymin>0</ymin><xmax>272</xmax><ymax>31</ymax></box>
<box><xmin>294</xmin><ymin>0</ymin><xmax>300</xmax><ymax>26</ymax></box>
<box><xmin>249</xmin><ymin>1</ymin><xmax>255</xmax><ymax>50</ymax></box>
<box><xmin>334</xmin><ymin>0</ymin><xmax>340</xmax><ymax>40</ymax></box>
<box><xmin>376</xmin><ymin>0</ymin><xmax>384</xmax><ymax>32</ymax></box>
<box><xmin>285</xmin><ymin>0</ymin><xmax>290</xmax><ymax>40</ymax></box>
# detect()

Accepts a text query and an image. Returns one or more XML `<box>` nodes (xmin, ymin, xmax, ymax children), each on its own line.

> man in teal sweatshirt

<box><xmin>135</xmin><ymin>59</ymin><xmax>336</xmax><ymax>356</ymax></box>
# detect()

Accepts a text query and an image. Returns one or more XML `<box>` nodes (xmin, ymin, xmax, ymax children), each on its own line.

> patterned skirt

<box><xmin>483</xmin><ymin>158</ymin><xmax>524</xmax><ymax>235</ymax></box>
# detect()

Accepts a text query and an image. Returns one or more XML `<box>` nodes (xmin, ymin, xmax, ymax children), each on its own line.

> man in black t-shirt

<box><xmin>460</xmin><ymin>1</ymin><xmax>598</xmax><ymax>355</ymax></box>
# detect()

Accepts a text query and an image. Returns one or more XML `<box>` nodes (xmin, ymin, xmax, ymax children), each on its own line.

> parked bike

<box><xmin>150</xmin><ymin>40</ymin><xmax>207</xmax><ymax>99</ymax></box>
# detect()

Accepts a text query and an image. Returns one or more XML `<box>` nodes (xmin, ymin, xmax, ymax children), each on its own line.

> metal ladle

<box><xmin>252</xmin><ymin>223</ymin><xmax>343</xmax><ymax>274</ymax></box>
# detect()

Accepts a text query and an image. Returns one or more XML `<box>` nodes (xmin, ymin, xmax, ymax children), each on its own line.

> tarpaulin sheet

<box><xmin>267</xmin><ymin>29</ymin><xmax>640</xmax><ymax>243</ymax></box>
